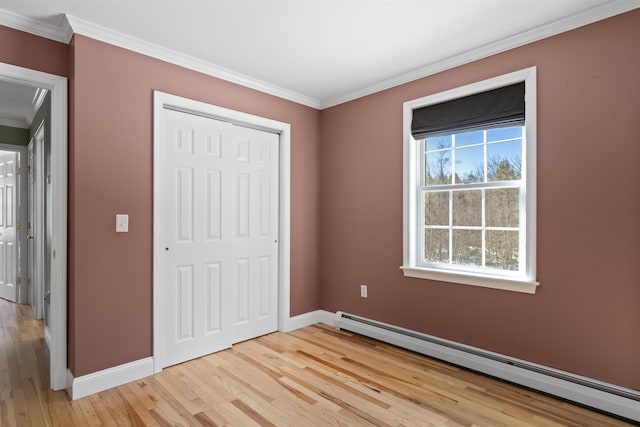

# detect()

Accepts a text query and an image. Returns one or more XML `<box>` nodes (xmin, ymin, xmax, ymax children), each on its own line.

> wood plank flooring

<box><xmin>0</xmin><ymin>297</ymin><xmax>634</xmax><ymax>426</ymax></box>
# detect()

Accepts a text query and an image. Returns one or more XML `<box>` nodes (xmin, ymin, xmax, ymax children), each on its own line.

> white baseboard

<box><xmin>61</xmin><ymin>309</ymin><xmax>639</xmax><ymax>422</ymax></box>
<box><xmin>335</xmin><ymin>312</ymin><xmax>639</xmax><ymax>423</ymax></box>
<box><xmin>44</xmin><ymin>326</ymin><xmax>51</xmax><ymax>350</ymax></box>
<box><xmin>281</xmin><ymin>309</ymin><xmax>334</xmax><ymax>332</ymax></box>
<box><xmin>66</xmin><ymin>357</ymin><xmax>154</xmax><ymax>400</ymax></box>
<box><xmin>65</xmin><ymin>310</ymin><xmax>333</xmax><ymax>400</ymax></box>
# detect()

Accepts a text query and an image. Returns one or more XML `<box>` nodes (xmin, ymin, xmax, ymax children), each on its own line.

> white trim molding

<box><xmin>402</xmin><ymin>67</ymin><xmax>538</xmax><ymax>294</ymax></box>
<box><xmin>66</xmin><ymin>358</ymin><xmax>154</xmax><ymax>400</ymax></box>
<box><xmin>152</xmin><ymin>91</ymin><xmax>292</xmax><ymax>374</ymax></box>
<box><xmin>64</xmin><ymin>310</ymin><xmax>333</xmax><ymax>399</ymax></box>
<box><xmin>401</xmin><ymin>267</ymin><xmax>539</xmax><ymax>294</ymax></box>
<box><xmin>320</xmin><ymin>0</ymin><xmax>640</xmax><ymax>108</ymax></box>
<box><xmin>4</xmin><ymin>3</ymin><xmax>638</xmax><ymax>110</ymax></box>
<box><xmin>282</xmin><ymin>310</ymin><xmax>335</xmax><ymax>332</ymax></box>
<box><xmin>0</xmin><ymin>8</ymin><xmax>72</xmax><ymax>43</ymax></box>
<box><xmin>64</xmin><ymin>15</ymin><xmax>320</xmax><ymax>109</ymax></box>
<box><xmin>0</xmin><ymin>62</ymin><xmax>68</xmax><ymax>392</ymax></box>
<box><xmin>335</xmin><ymin>312</ymin><xmax>640</xmax><ymax>423</ymax></box>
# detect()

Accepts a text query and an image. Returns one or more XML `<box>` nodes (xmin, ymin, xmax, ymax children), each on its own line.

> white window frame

<box><xmin>402</xmin><ymin>67</ymin><xmax>539</xmax><ymax>294</ymax></box>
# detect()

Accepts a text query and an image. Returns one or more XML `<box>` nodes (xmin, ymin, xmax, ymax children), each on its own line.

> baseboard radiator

<box><xmin>335</xmin><ymin>312</ymin><xmax>640</xmax><ymax>423</ymax></box>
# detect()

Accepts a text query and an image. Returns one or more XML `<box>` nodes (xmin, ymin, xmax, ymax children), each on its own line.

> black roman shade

<box><xmin>411</xmin><ymin>81</ymin><xmax>525</xmax><ymax>139</ymax></box>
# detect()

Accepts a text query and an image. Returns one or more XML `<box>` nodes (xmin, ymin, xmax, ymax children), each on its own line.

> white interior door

<box><xmin>159</xmin><ymin>108</ymin><xmax>279</xmax><ymax>368</ymax></box>
<box><xmin>28</xmin><ymin>141</ymin><xmax>34</xmax><ymax>307</ymax></box>
<box><xmin>0</xmin><ymin>151</ymin><xmax>18</xmax><ymax>302</ymax></box>
<box><xmin>28</xmin><ymin>126</ymin><xmax>44</xmax><ymax>320</ymax></box>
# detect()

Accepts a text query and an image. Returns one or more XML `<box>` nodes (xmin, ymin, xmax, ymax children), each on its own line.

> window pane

<box><xmin>486</xmin><ymin>188</ymin><xmax>519</xmax><ymax>227</ymax></box>
<box><xmin>426</xmin><ymin>135</ymin><xmax>452</xmax><ymax>151</ymax></box>
<box><xmin>455</xmin><ymin>130</ymin><xmax>483</xmax><ymax>147</ymax></box>
<box><xmin>424</xmin><ymin>229</ymin><xmax>449</xmax><ymax>263</ymax></box>
<box><xmin>487</xmin><ymin>126</ymin><xmax>522</xmax><ymax>142</ymax></box>
<box><xmin>486</xmin><ymin>230</ymin><xmax>519</xmax><ymax>271</ymax></box>
<box><xmin>425</xmin><ymin>192</ymin><xmax>449</xmax><ymax>226</ymax></box>
<box><xmin>454</xmin><ymin>145</ymin><xmax>483</xmax><ymax>183</ymax></box>
<box><xmin>452</xmin><ymin>230</ymin><xmax>481</xmax><ymax>266</ymax></box>
<box><xmin>426</xmin><ymin>150</ymin><xmax>452</xmax><ymax>185</ymax></box>
<box><xmin>452</xmin><ymin>190</ymin><xmax>481</xmax><ymax>226</ymax></box>
<box><xmin>487</xmin><ymin>140</ymin><xmax>521</xmax><ymax>181</ymax></box>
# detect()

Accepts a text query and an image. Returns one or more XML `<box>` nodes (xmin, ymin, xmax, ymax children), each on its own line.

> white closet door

<box><xmin>230</xmin><ymin>124</ymin><xmax>279</xmax><ymax>344</ymax></box>
<box><xmin>160</xmin><ymin>109</ymin><xmax>278</xmax><ymax>368</ymax></box>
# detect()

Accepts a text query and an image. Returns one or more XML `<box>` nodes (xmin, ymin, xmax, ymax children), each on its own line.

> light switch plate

<box><xmin>116</xmin><ymin>214</ymin><xmax>129</xmax><ymax>232</ymax></box>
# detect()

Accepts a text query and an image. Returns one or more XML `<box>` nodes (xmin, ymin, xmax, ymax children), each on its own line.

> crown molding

<box><xmin>320</xmin><ymin>0</ymin><xmax>640</xmax><ymax>109</ymax></box>
<box><xmin>33</xmin><ymin>88</ymin><xmax>48</xmax><ymax>113</ymax></box>
<box><xmin>0</xmin><ymin>8</ymin><xmax>70</xmax><ymax>43</ymax></box>
<box><xmin>2</xmin><ymin>2</ymin><xmax>637</xmax><ymax>110</ymax></box>
<box><xmin>64</xmin><ymin>15</ymin><xmax>321</xmax><ymax>109</ymax></box>
<box><xmin>0</xmin><ymin>9</ymin><xmax>319</xmax><ymax>108</ymax></box>
<box><xmin>0</xmin><ymin>118</ymin><xmax>29</xmax><ymax>129</ymax></box>
<box><xmin>59</xmin><ymin>15</ymin><xmax>74</xmax><ymax>43</ymax></box>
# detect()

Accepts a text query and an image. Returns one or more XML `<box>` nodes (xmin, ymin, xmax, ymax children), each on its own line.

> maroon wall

<box><xmin>3</xmin><ymin>10</ymin><xmax>638</xmax><ymax>391</ymax></box>
<box><xmin>0</xmin><ymin>25</ymin><xmax>68</xmax><ymax>77</ymax></box>
<box><xmin>69</xmin><ymin>35</ymin><xmax>321</xmax><ymax>376</ymax></box>
<box><xmin>319</xmin><ymin>10</ymin><xmax>640</xmax><ymax>390</ymax></box>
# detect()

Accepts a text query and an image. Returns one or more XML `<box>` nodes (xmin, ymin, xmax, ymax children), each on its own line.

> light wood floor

<box><xmin>0</xmin><ymin>298</ymin><xmax>634</xmax><ymax>426</ymax></box>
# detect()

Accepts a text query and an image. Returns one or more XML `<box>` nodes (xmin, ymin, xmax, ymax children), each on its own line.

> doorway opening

<box><xmin>0</xmin><ymin>62</ymin><xmax>68</xmax><ymax>391</ymax></box>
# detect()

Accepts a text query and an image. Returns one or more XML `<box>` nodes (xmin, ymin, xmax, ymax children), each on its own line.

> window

<box><xmin>402</xmin><ymin>68</ymin><xmax>538</xmax><ymax>293</ymax></box>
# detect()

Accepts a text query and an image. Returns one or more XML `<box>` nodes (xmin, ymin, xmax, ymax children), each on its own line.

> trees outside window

<box><xmin>422</xmin><ymin>127</ymin><xmax>522</xmax><ymax>272</ymax></box>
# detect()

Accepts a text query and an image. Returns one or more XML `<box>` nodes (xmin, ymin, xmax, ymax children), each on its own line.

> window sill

<box><xmin>401</xmin><ymin>266</ymin><xmax>539</xmax><ymax>294</ymax></box>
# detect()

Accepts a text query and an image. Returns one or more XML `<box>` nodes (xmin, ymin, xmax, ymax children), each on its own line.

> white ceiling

<box><xmin>0</xmin><ymin>0</ymin><xmax>638</xmax><ymax>115</ymax></box>
<box><xmin>0</xmin><ymin>80</ymin><xmax>45</xmax><ymax>129</ymax></box>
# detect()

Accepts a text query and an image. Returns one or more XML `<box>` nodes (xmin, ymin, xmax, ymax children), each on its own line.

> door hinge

<box><xmin>16</xmin><ymin>222</ymin><xmax>20</xmax><ymax>231</ymax></box>
<box><xmin>17</xmin><ymin>277</ymin><xmax>21</xmax><ymax>285</ymax></box>
<box><xmin>15</xmin><ymin>167</ymin><xmax>21</xmax><ymax>175</ymax></box>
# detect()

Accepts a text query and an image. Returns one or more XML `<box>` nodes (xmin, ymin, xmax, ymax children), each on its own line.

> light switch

<box><xmin>116</xmin><ymin>214</ymin><xmax>129</xmax><ymax>232</ymax></box>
